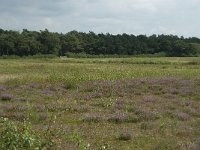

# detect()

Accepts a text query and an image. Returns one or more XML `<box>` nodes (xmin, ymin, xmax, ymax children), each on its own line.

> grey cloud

<box><xmin>0</xmin><ymin>0</ymin><xmax>200</xmax><ymax>37</ymax></box>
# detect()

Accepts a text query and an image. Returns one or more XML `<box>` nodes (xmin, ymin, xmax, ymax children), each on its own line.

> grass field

<box><xmin>0</xmin><ymin>57</ymin><xmax>200</xmax><ymax>150</ymax></box>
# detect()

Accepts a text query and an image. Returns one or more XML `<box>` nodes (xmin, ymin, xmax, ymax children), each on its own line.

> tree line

<box><xmin>0</xmin><ymin>28</ymin><xmax>200</xmax><ymax>57</ymax></box>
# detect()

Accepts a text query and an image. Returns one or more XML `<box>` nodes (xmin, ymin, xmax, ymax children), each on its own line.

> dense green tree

<box><xmin>0</xmin><ymin>28</ymin><xmax>199</xmax><ymax>57</ymax></box>
<box><xmin>39</xmin><ymin>29</ymin><xmax>61</xmax><ymax>55</ymax></box>
<box><xmin>0</xmin><ymin>33</ymin><xmax>16</xmax><ymax>55</ymax></box>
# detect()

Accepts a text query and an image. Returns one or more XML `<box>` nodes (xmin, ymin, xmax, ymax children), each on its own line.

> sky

<box><xmin>0</xmin><ymin>0</ymin><xmax>200</xmax><ymax>37</ymax></box>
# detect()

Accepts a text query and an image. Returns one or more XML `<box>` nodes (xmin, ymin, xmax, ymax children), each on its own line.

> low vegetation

<box><xmin>0</xmin><ymin>57</ymin><xmax>200</xmax><ymax>149</ymax></box>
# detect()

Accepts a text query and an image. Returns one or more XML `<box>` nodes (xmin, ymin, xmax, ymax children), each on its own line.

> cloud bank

<box><xmin>0</xmin><ymin>0</ymin><xmax>200</xmax><ymax>37</ymax></box>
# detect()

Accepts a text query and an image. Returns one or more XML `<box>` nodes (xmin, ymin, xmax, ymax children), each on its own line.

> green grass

<box><xmin>0</xmin><ymin>57</ymin><xmax>200</xmax><ymax>150</ymax></box>
<box><xmin>0</xmin><ymin>57</ymin><xmax>200</xmax><ymax>85</ymax></box>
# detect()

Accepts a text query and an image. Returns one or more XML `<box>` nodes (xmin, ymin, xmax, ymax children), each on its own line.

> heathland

<box><xmin>0</xmin><ymin>57</ymin><xmax>200</xmax><ymax>149</ymax></box>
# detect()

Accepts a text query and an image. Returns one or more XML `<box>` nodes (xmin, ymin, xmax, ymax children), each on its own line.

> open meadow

<box><xmin>0</xmin><ymin>57</ymin><xmax>200</xmax><ymax>150</ymax></box>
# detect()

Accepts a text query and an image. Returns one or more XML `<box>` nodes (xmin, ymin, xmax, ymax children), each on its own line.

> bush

<box><xmin>0</xmin><ymin>117</ymin><xmax>54</xmax><ymax>150</ymax></box>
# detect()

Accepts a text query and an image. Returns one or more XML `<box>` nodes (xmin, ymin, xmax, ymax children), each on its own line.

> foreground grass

<box><xmin>0</xmin><ymin>57</ymin><xmax>200</xmax><ymax>149</ymax></box>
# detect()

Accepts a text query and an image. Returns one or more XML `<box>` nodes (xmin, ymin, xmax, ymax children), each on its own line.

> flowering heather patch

<box><xmin>187</xmin><ymin>108</ymin><xmax>200</xmax><ymax>117</ymax></box>
<box><xmin>2</xmin><ymin>104</ymin><xmax>14</xmax><ymax>112</ymax></box>
<box><xmin>2</xmin><ymin>104</ymin><xmax>28</xmax><ymax>115</ymax></box>
<box><xmin>1</xmin><ymin>94</ymin><xmax>14</xmax><ymax>101</ymax></box>
<box><xmin>0</xmin><ymin>85</ymin><xmax>6</xmax><ymax>91</ymax></box>
<box><xmin>107</xmin><ymin>113</ymin><xmax>129</xmax><ymax>123</ymax></box>
<box><xmin>186</xmin><ymin>138</ymin><xmax>200</xmax><ymax>150</ymax></box>
<box><xmin>83</xmin><ymin>92</ymin><xmax>104</xmax><ymax>100</ymax></box>
<box><xmin>135</xmin><ymin>109</ymin><xmax>159</xmax><ymax>121</ymax></box>
<box><xmin>181</xmin><ymin>101</ymin><xmax>192</xmax><ymax>107</ymax></box>
<box><xmin>43</xmin><ymin>89</ymin><xmax>55</xmax><ymax>96</ymax></box>
<box><xmin>15</xmin><ymin>105</ymin><xmax>29</xmax><ymax>112</ymax></box>
<box><xmin>143</xmin><ymin>95</ymin><xmax>157</xmax><ymax>103</ymax></box>
<box><xmin>114</xmin><ymin>99</ymin><xmax>125</xmax><ymax>110</ymax></box>
<box><xmin>9</xmin><ymin>112</ymin><xmax>27</xmax><ymax>121</ymax></box>
<box><xmin>194</xmin><ymin>138</ymin><xmax>200</xmax><ymax>150</ymax></box>
<box><xmin>83</xmin><ymin>95</ymin><xmax>93</xmax><ymax>101</ymax></box>
<box><xmin>29</xmin><ymin>83</ymin><xmax>41</xmax><ymax>88</ymax></box>
<box><xmin>77</xmin><ymin>77</ymin><xmax>200</xmax><ymax>100</ymax></box>
<box><xmin>178</xmin><ymin>86</ymin><xmax>196</xmax><ymax>96</ymax></box>
<box><xmin>174</xmin><ymin>112</ymin><xmax>191</xmax><ymax>121</ymax></box>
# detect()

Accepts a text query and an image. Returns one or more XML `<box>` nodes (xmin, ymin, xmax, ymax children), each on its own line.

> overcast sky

<box><xmin>0</xmin><ymin>0</ymin><xmax>199</xmax><ymax>37</ymax></box>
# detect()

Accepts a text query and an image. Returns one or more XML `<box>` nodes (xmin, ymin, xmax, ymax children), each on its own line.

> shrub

<box><xmin>1</xmin><ymin>94</ymin><xmax>14</xmax><ymax>101</ymax></box>
<box><xmin>0</xmin><ymin>118</ymin><xmax>43</xmax><ymax>150</ymax></box>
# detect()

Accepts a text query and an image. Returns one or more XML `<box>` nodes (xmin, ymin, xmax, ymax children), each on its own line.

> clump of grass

<box><xmin>73</xmin><ymin>105</ymin><xmax>89</xmax><ymax>113</ymax></box>
<box><xmin>151</xmin><ymin>138</ymin><xmax>177</xmax><ymax>150</ymax></box>
<box><xmin>1</xmin><ymin>94</ymin><xmax>14</xmax><ymax>101</ymax></box>
<box><xmin>186</xmin><ymin>61</ymin><xmax>200</xmax><ymax>65</ymax></box>
<box><xmin>135</xmin><ymin>109</ymin><xmax>159</xmax><ymax>121</ymax></box>
<box><xmin>174</xmin><ymin>112</ymin><xmax>191</xmax><ymax>121</ymax></box>
<box><xmin>33</xmin><ymin>105</ymin><xmax>46</xmax><ymax>112</ymax></box>
<box><xmin>126</xmin><ymin>105</ymin><xmax>136</xmax><ymax>112</ymax></box>
<box><xmin>140</xmin><ymin>122</ymin><xmax>149</xmax><ymax>130</ymax></box>
<box><xmin>0</xmin><ymin>109</ymin><xmax>4</xmax><ymax>117</ymax></box>
<box><xmin>84</xmin><ymin>114</ymin><xmax>104</xmax><ymax>123</ymax></box>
